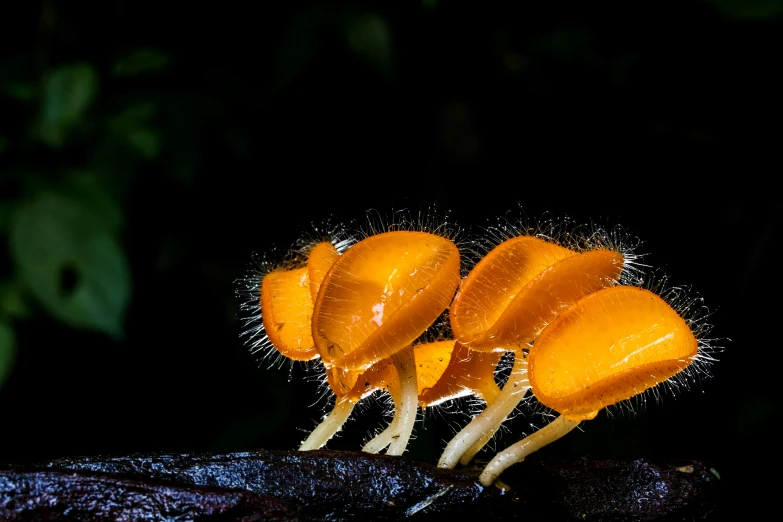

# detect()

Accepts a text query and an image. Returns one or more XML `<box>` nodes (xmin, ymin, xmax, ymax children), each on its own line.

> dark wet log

<box><xmin>0</xmin><ymin>464</ymin><xmax>295</xmax><ymax>521</ymax></box>
<box><xmin>0</xmin><ymin>450</ymin><xmax>720</xmax><ymax>521</ymax></box>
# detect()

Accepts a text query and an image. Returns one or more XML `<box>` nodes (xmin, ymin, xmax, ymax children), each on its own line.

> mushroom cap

<box><xmin>418</xmin><ymin>341</ymin><xmax>503</xmax><ymax>408</ymax></box>
<box><xmin>308</xmin><ymin>242</ymin><xmax>340</xmax><ymax>302</ymax></box>
<box><xmin>450</xmin><ymin>236</ymin><xmax>623</xmax><ymax>352</ymax></box>
<box><xmin>339</xmin><ymin>339</ymin><xmax>458</xmax><ymax>403</ymax></box>
<box><xmin>528</xmin><ymin>286</ymin><xmax>699</xmax><ymax>421</ymax></box>
<box><xmin>259</xmin><ymin>242</ymin><xmax>339</xmax><ymax>362</ymax></box>
<box><xmin>312</xmin><ymin>230</ymin><xmax>461</xmax><ymax>371</ymax></box>
<box><xmin>260</xmin><ymin>266</ymin><xmax>318</xmax><ymax>361</ymax></box>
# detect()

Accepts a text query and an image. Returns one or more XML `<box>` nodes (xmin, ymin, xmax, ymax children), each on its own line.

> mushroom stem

<box><xmin>362</xmin><ymin>346</ymin><xmax>418</xmax><ymax>455</ymax></box>
<box><xmin>459</xmin><ymin>419</ymin><xmax>500</xmax><ymax>466</ymax></box>
<box><xmin>479</xmin><ymin>415</ymin><xmax>580</xmax><ymax>486</ymax></box>
<box><xmin>438</xmin><ymin>350</ymin><xmax>530</xmax><ymax>469</ymax></box>
<box><xmin>362</xmin><ymin>417</ymin><xmax>396</xmax><ymax>454</ymax></box>
<box><xmin>299</xmin><ymin>398</ymin><xmax>356</xmax><ymax>451</ymax></box>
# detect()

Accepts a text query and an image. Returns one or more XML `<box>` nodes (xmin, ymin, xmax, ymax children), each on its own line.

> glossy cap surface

<box><xmin>313</xmin><ymin>231</ymin><xmax>461</xmax><ymax>370</ymax></box>
<box><xmin>259</xmin><ymin>242</ymin><xmax>339</xmax><ymax>362</ymax></box>
<box><xmin>528</xmin><ymin>286</ymin><xmax>699</xmax><ymax>421</ymax></box>
<box><xmin>451</xmin><ymin>236</ymin><xmax>623</xmax><ymax>351</ymax></box>
<box><xmin>260</xmin><ymin>266</ymin><xmax>318</xmax><ymax>361</ymax></box>
<box><xmin>419</xmin><ymin>341</ymin><xmax>503</xmax><ymax>407</ymax></box>
<box><xmin>341</xmin><ymin>340</ymin><xmax>457</xmax><ymax>403</ymax></box>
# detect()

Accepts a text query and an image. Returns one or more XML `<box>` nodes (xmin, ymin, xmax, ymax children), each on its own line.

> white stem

<box><xmin>479</xmin><ymin>415</ymin><xmax>580</xmax><ymax>486</ymax></box>
<box><xmin>460</xmin><ymin>419</ymin><xmax>501</xmax><ymax>466</ymax></box>
<box><xmin>362</xmin><ymin>347</ymin><xmax>418</xmax><ymax>455</ymax></box>
<box><xmin>362</xmin><ymin>405</ymin><xmax>398</xmax><ymax>453</ymax></box>
<box><xmin>386</xmin><ymin>346</ymin><xmax>418</xmax><ymax>456</ymax></box>
<box><xmin>299</xmin><ymin>399</ymin><xmax>355</xmax><ymax>450</ymax></box>
<box><xmin>438</xmin><ymin>351</ymin><xmax>529</xmax><ymax>469</ymax></box>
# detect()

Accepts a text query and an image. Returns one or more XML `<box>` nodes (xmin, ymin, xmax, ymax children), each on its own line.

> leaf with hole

<box><xmin>9</xmin><ymin>192</ymin><xmax>131</xmax><ymax>339</ymax></box>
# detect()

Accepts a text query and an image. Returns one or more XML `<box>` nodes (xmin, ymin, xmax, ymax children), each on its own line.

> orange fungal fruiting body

<box><xmin>244</xmin><ymin>213</ymin><xmax>714</xmax><ymax>484</ymax></box>
<box><xmin>312</xmin><ymin>231</ymin><xmax>461</xmax><ymax>375</ymax></box>
<box><xmin>295</xmin><ymin>228</ymin><xmax>465</xmax><ymax>454</ymax></box>
<box><xmin>260</xmin><ymin>267</ymin><xmax>318</xmax><ymax>361</ymax></box>
<box><xmin>259</xmin><ymin>242</ymin><xmax>340</xmax><ymax>362</ymax></box>
<box><xmin>340</xmin><ymin>339</ymin><xmax>458</xmax><ymax>405</ymax></box>
<box><xmin>307</xmin><ymin>242</ymin><xmax>341</xmax><ymax>302</ymax></box>
<box><xmin>438</xmin><ymin>233</ymin><xmax>628</xmax><ymax>470</ymax></box>
<box><xmin>418</xmin><ymin>341</ymin><xmax>502</xmax><ymax>408</ymax></box>
<box><xmin>450</xmin><ymin>236</ymin><xmax>624</xmax><ymax>353</ymax></box>
<box><xmin>528</xmin><ymin>286</ymin><xmax>699</xmax><ymax>422</ymax></box>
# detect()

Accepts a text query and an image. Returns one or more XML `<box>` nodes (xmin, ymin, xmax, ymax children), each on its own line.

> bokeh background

<box><xmin>2</xmin><ymin>0</ymin><xmax>781</xmax><ymax>518</ymax></box>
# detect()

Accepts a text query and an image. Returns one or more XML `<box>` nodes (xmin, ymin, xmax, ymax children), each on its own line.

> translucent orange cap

<box><xmin>312</xmin><ymin>231</ymin><xmax>461</xmax><ymax>371</ymax></box>
<box><xmin>259</xmin><ymin>242</ymin><xmax>339</xmax><ymax>362</ymax></box>
<box><xmin>528</xmin><ymin>286</ymin><xmax>699</xmax><ymax>421</ymax></box>
<box><xmin>450</xmin><ymin>236</ymin><xmax>623</xmax><ymax>352</ymax></box>
<box><xmin>418</xmin><ymin>341</ymin><xmax>502</xmax><ymax>408</ymax></box>
<box><xmin>339</xmin><ymin>339</ymin><xmax>458</xmax><ymax>403</ymax></box>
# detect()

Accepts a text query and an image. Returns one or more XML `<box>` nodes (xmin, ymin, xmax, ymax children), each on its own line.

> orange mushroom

<box><xmin>301</xmin><ymin>230</ymin><xmax>462</xmax><ymax>454</ymax></box>
<box><xmin>250</xmin><ymin>241</ymin><xmax>341</xmax><ymax>363</ymax></box>
<box><xmin>300</xmin><ymin>339</ymin><xmax>471</xmax><ymax>454</ymax></box>
<box><xmin>478</xmin><ymin>285</ymin><xmax>702</xmax><ymax>486</ymax></box>
<box><xmin>336</xmin><ymin>336</ymin><xmax>506</xmax><ymax>455</ymax></box>
<box><xmin>243</xmin><ymin>214</ymin><xmax>716</xmax><ymax>494</ymax></box>
<box><xmin>418</xmin><ymin>340</ymin><xmax>503</xmax><ymax>408</ymax></box>
<box><xmin>312</xmin><ymin>230</ymin><xmax>461</xmax><ymax>372</ymax></box>
<box><xmin>439</xmin><ymin>235</ymin><xmax>626</xmax><ymax>468</ymax></box>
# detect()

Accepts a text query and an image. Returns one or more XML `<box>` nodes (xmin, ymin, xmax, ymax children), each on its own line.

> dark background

<box><xmin>1</xmin><ymin>0</ymin><xmax>780</xmax><ymax>519</ymax></box>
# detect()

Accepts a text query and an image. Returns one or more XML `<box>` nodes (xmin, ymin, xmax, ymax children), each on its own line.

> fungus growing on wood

<box><xmin>477</xmin><ymin>285</ymin><xmax>704</xmax><ymax>486</ymax></box>
<box><xmin>439</xmin><ymin>235</ymin><xmax>626</xmax><ymax>469</ymax></box>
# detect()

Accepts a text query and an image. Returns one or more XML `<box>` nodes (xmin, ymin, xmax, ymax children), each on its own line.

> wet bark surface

<box><xmin>0</xmin><ymin>449</ymin><xmax>720</xmax><ymax>521</ymax></box>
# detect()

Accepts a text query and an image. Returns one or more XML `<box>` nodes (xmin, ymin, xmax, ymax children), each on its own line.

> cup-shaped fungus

<box><xmin>348</xmin><ymin>338</ymin><xmax>459</xmax><ymax>454</ymax></box>
<box><xmin>252</xmin><ymin>240</ymin><xmax>372</xmax><ymax>451</ymax></box>
<box><xmin>478</xmin><ymin>285</ymin><xmax>700</xmax><ymax>486</ymax></box>
<box><xmin>418</xmin><ymin>340</ymin><xmax>502</xmax><ymax>408</ymax></box>
<box><xmin>344</xmin><ymin>338</ymin><xmax>505</xmax><ymax>454</ymax></box>
<box><xmin>304</xmin><ymin>230</ymin><xmax>461</xmax><ymax>454</ymax></box>
<box><xmin>313</xmin><ymin>230</ymin><xmax>461</xmax><ymax>372</ymax></box>
<box><xmin>439</xmin><ymin>235</ymin><xmax>626</xmax><ymax>468</ymax></box>
<box><xmin>301</xmin><ymin>339</ymin><xmax>466</xmax><ymax>454</ymax></box>
<box><xmin>450</xmin><ymin>236</ymin><xmax>625</xmax><ymax>351</ymax></box>
<box><xmin>259</xmin><ymin>241</ymin><xmax>340</xmax><ymax>362</ymax></box>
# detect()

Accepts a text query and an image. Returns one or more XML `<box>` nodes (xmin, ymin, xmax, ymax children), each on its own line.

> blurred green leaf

<box><xmin>709</xmin><ymin>0</ymin><xmax>783</xmax><ymax>18</ymax></box>
<box><xmin>110</xmin><ymin>102</ymin><xmax>156</xmax><ymax>131</ymax></box>
<box><xmin>0</xmin><ymin>135</ymin><xmax>7</xmax><ymax>152</ymax></box>
<box><xmin>0</xmin><ymin>279</ymin><xmax>30</xmax><ymax>319</ymax></box>
<box><xmin>109</xmin><ymin>102</ymin><xmax>162</xmax><ymax>159</ymax></box>
<box><xmin>0</xmin><ymin>322</ymin><xmax>15</xmax><ymax>391</ymax></box>
<box><xmin>345</xmin><ymin>12</ymin><xmax>394</xmax><ymax>75</ymax></box>
<box><xmin>63</xmin><ymin>171</ymin><xmax>125</xmax><ymax>231</ymax></box>
<box><xmin>422</xmin><ymin>0</ymin><xmax>438</xmax><ymax>9</ymax></box>
<box><xmin>10</xmin><ymin>192</ymin><xmax>131</xmax><ymax>339</ymax></box>
<box><xmin>39</xmin><ymin>63</ymin><xmax>99</xmax><ymax>148</ymax></box>
<box><xmin>113</xmin><ymin>48</ymin><xmax>171</xmax><ymax>77</ymax></box>
<box><xmin>127</xmin><ymin>129</ymin><xmax>163</xmax><ymax>159</ymax></box>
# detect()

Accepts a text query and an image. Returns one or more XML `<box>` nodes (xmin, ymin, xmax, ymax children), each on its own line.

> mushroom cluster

<box><xmin>238</xmin><ymin>214</ymin><xmax>714</xmax><ymax>487</ymax></box>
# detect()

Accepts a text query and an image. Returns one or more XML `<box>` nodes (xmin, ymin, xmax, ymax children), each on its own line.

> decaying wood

<box><xmin>0</xmin><ymin>449</ymin><xmax>720</xmax><ymax>521</ymax></box>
